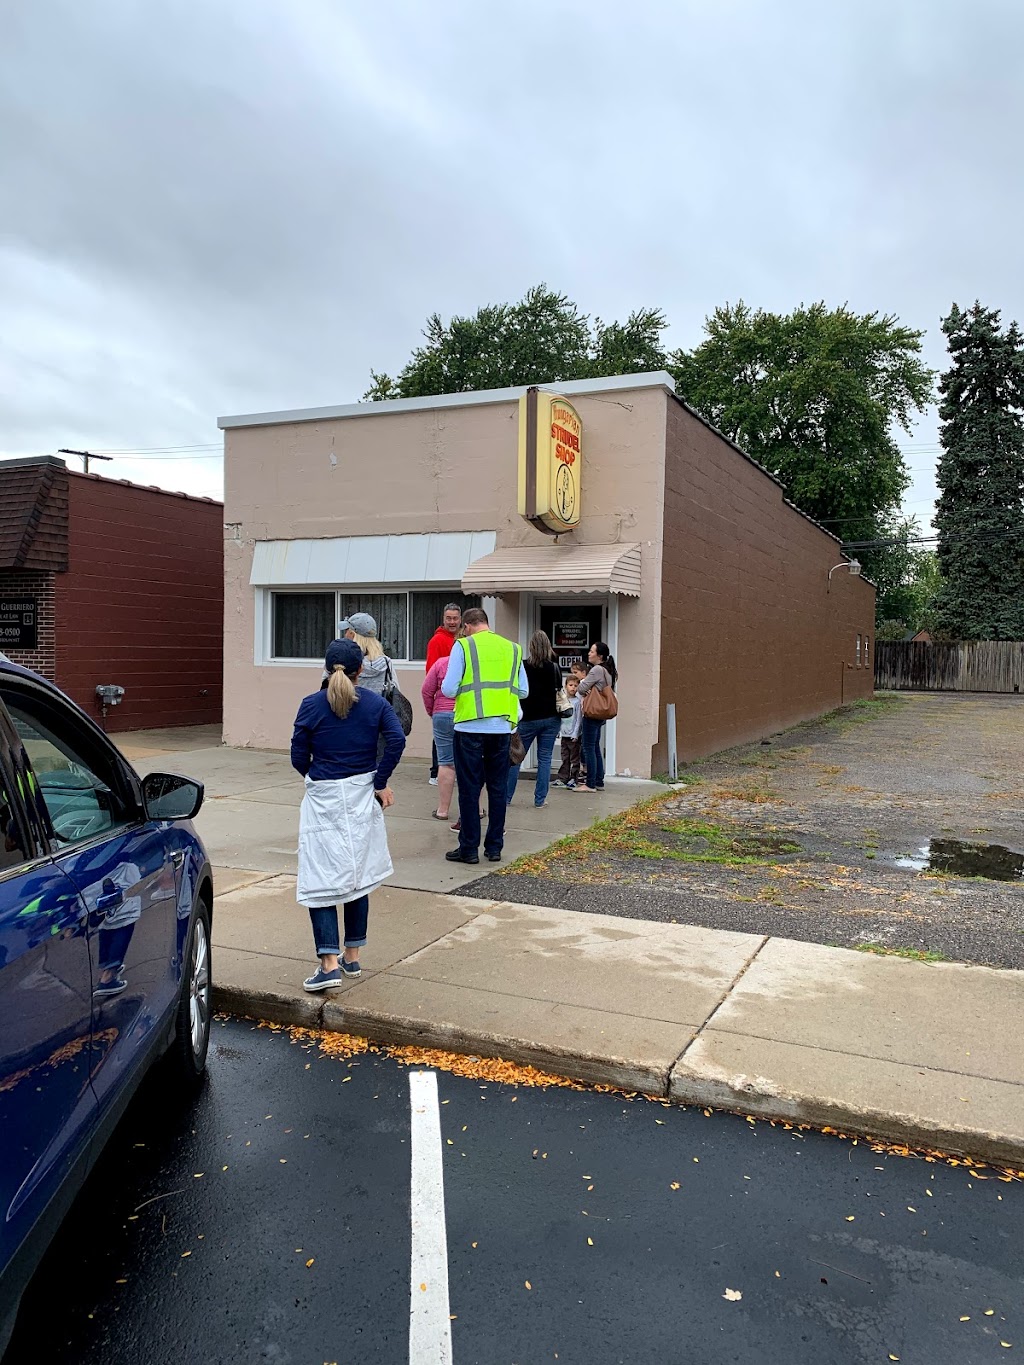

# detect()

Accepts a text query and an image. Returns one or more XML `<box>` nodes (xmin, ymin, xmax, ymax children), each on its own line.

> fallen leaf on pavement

<box><xmin>723</xmin><ymin>1289</ymin><xmax>742</xmax><ymax>1302</ymax></box>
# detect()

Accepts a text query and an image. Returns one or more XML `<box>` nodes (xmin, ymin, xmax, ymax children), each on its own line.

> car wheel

<box><xmin>168</xmin><ymin>898</ymin><xmax>212</xmax><ymax>1087</ymax></box>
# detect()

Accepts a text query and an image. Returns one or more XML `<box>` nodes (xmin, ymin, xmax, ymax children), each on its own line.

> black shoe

<box><xmin>484</xmin><ymin>851</ymin><xmax>501</xmax><ymax>862</ymax></box>
<box><xmin>445</xmin><ymin>849</ymin><xmax>479</xmax><ymax>864</ymax></box>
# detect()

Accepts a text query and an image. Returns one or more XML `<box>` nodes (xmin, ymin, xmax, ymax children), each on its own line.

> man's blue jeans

<box><xmin>453</xmin><ymin>730</ymin><xmax>511</xmax><ymax>857</ymax></box>
<box><xmin>308</xmin><ymin>895</ymin><xmax>370</xmax><ymax>956</ymax></box>
<box><xmin>506</xmin><ymin>716</ymin><xmax>562</xmax><ymax>806</ymax></box>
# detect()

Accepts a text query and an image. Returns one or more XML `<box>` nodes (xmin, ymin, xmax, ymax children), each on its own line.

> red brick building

<box><xmin>0</xmin><ymin>456</ymin><xmax>223</xmax><ymax>731</ymax></box>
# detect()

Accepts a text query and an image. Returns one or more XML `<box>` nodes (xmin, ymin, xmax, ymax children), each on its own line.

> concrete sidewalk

<box><xmin>121</xmin><ymin>729</ymin><xmax>1024</xmax><ymax>1165</ymax></box>
<box><xmin>211</xmin><ymin>873</ymin><xmax>1024</xmax><ymax>1168</ymax></box>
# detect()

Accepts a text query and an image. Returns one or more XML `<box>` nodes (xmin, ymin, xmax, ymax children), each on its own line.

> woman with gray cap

<box><xmin>291</xmin><ymin>637</ymin><xmax>406</xmax><ymax>990</ymax></box>
<box><xmin>338</xmin><ymin>611</ymin><xmax>391</xmax><ymax>695</ymax></box>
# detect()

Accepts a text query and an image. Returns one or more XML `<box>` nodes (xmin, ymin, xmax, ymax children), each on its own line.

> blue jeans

<box><xmin>432</xmin><ymin>712</ymin><xmax>455</xmax><ymax>767</ymax></box>
<box><xmin>309</xmin><ymin>896</ymin><xmax>370</xmax><ymax>955</ymax></box>
<box><xmin>453</xmin><ymin>730</ymin><xmax>511</xmax><ymax>857</ymax></box>
<box><xmin>581</xmin><ymin>718</ymin><xmax>606</xmax><ymax>789</ymax></box>
<box><xmin>506</xmin><ymin>716</ymin><xmax>562</xmax><ymax>806</ymax></box>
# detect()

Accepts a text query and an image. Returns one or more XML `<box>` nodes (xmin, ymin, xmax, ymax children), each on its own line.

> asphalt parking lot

<box><xmin>467</xmin><ymin>693</ymin><xmax>1024</xmax><ymax>968</ymax></box>
<box><xmin>8</xmin><ymin>1016</ymin><xmax>1022</xmax><ymax>1365</ymax></box>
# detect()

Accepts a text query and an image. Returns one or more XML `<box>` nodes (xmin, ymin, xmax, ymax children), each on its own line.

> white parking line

<box><xmin>409</xmin><ymin>1070</ymin><xmax>453</xmax><ymax>1364</ymax></box>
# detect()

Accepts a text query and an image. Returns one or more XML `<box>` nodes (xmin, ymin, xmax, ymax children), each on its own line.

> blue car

<box><xmin>0</xmin><ymin>659</ymin><xmax>213</xmax><ymax>1354</ymax></box>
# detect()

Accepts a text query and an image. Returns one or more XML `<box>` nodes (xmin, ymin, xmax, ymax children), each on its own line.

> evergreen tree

<box><xmin>934</xmin><ymin>303</ymin><xmax>1024</xmax><ymax>639</ymax></box>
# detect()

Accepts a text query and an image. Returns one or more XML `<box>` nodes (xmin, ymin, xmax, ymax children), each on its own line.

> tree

<box><xmin>669</xmin><ymin>302</ymin><xmax>934</xmax><ymax>544</ymax></box>
<box><xmin>364</xmin><ymin>285</ymin><xmax>668</xmax><ymax>400</ymax></box>
<box><xmin>871</xmin><ymin>527</ymin><xmax>942</xmax><ymax>636</ymax></box>
<box><xmin>933</xmin><ymin>302</ymin><xmax>1024</xmax><ymax>639</ymax></box>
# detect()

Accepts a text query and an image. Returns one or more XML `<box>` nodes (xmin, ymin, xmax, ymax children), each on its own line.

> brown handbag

<box><xmin>582</xmin><ymin>668</ymin><xmax>618</xmax><ymax>721</ymax></box>
<box><xmin>509</xmin><ymin>730</ymin><xmax>527</xmax><ymax>765</ymax></box>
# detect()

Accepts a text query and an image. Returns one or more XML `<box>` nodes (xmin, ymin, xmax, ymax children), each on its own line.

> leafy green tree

<box><xmin>669</xmin><ymin>302</ymin><xmax>934</xmax><ymax>540</ymax></box>
<box><xmin>933</xmin><ymin>302</ymin><xmax>1024</xmax><ymax>639</ymax></box>
<box><xmin>870</xmin><ymin>527</ymin><xmax>942</xmax><ymax>635</ymax></box>
<box><xmin>364</xmin><ymin>285</ymin><xmax>668</xmax><ymax>400</ymax></box>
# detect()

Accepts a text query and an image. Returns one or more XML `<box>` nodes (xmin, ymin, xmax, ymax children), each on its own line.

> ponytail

<box><xmin>327</xmin><ymin>666</ymin><xmax>359</xmax><ymax>718</ymax></box>
<box><xmin>593</xmin><ymin>642</ymin><xmax>618</xmax><ymax>690</ymax></box>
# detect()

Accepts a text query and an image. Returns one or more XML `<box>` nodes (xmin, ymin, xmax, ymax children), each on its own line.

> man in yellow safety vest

<box><xmin>440</xmin><ymin>606</ymin><xmax>528</xmax><ymax>863</ymax></box>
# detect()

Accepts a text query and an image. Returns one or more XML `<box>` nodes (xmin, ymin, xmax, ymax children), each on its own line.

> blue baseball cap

<box><xmin>324</xmin><ymin>638</ymin><xmax>364</xmax><ymax>676</ymax></box>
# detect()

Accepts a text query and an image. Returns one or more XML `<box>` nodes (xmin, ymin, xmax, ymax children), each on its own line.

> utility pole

<box><xmin>58</xmin><ymin>448</ymin><xmax>113</xmax><ymax>475</ymax></box>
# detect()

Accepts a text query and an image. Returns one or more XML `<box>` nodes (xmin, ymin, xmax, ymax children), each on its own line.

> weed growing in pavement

<box><xmin>711</xmin><ymin>780</ymin><xmax>780</xmax><ymax>804</ymax></box>
<box><xmin>855</xmin><ymin>942</ymin><xmax>947</xmax><ymax>963</ymax></box>
<box><xmin>500</xmin><ymin>799</ymin><xmax>802</xmax><ymax>878</ymax></box>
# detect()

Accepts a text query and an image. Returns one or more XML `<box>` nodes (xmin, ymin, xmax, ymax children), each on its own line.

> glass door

<box><xmin>538</xmin><ymin>601</ymin><xmax>607</xmax><ymax>675</ymax></box>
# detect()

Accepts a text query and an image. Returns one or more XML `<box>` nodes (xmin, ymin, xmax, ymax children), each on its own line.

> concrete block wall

<box><xmin>656</xmin><ymin>397</ymin><xmax>876</xmax><ymax>765</ymax></box>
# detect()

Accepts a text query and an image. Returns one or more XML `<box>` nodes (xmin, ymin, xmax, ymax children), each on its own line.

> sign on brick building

<box><xmin>0</xmin><ymin>599</ymin><xmax>37</xmax><ymax>650</ymax></box>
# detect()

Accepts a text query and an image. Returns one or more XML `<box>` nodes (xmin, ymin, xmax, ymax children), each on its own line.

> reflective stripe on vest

<box><xmin>453</xmin><ymin>633</ymin><xmax>522</xmax><ymax>724</ymax></box>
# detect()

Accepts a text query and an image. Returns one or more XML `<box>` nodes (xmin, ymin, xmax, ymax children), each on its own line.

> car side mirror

<box><xmin>142</xmin><ymin>772</ymin><xmax>204</xmax><ymax>822</ymax></box>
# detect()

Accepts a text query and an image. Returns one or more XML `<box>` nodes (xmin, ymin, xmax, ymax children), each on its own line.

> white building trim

<box><xmin>220</xmin><ymin>371</ymin><xmax>676</xmax><ymax>431</ymax></box>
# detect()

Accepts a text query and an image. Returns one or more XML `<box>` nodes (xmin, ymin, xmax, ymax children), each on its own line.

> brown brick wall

<box><xmin>0</xmin><ymin>569</ymin><xmax>57</xmax><ymax>679</ymax></box>
<box><xmin>657</xmin><ymin>398</ymin><xmax>876</xmax><ymax>766</ymax></box>
<box><xmin>54</xmin><ymin>475</ymin><xmax>224</xmax><ymax>732</ymax></box>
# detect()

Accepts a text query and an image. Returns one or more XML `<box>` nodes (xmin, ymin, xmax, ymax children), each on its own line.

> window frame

<box><xmin>258</xmin><ymin>586</ymin><xmax>480</xmax><ymax>666</ymax></box>
<box><xmin>855</xmin><ymin>633</ymin><xmax>862</xmax><ymax>667</ymax></box>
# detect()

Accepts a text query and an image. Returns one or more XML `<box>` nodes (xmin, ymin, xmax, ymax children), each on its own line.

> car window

<box><xmin>2</xmin><ymin>691</ymin><xmax>134</xmax><ymax>847</ymax></box>
<box><xmin>0</xmin><ymin>758</ymin><xmax>31</xmax><ymax>874</ymax></box>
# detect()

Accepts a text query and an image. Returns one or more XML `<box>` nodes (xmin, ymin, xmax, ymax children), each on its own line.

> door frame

<box><xmin>518</xmin><ymin>593</ymin><xmax>618</xmax><ymax>776</ymax></box>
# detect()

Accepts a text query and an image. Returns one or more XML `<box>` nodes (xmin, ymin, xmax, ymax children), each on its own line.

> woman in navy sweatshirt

<box><xmin>290</xmin><ymin>638</ymin><xmax>406</xmax><ymax>991</ymax></box>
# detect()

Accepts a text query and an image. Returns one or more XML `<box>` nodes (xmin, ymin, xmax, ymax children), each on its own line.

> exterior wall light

<box><xmin>827</xmin><ymin>559</ymin><xmax>861</xmax><ymax>589</ymax></box>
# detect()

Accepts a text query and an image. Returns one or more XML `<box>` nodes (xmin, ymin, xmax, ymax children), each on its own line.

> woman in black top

<box><xmin>506</xmin><ymin>630</ymin><xmax>563</xmax><ymax>808</ymax></box>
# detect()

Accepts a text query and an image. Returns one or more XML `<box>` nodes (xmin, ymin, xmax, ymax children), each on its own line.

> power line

<box><xmin>91</xmin><ymin>442</ymin><xmax>221</xmax><ymax>453</ymax></box>
<box><xmin>842</xmin><ymin>525</ymin><xmax>1020</xmax><ymax>552</ymax></box>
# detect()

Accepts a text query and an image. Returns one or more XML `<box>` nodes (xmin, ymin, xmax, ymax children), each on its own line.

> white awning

<box><xmin>462</xmin><ymin>543</ymin><xmax>642</xmax><ymax>597</ymax></box>
<box><xmin>249</xmin><ymin>531</ymin><xmax>497</xmax><ymax>586</ymax></box>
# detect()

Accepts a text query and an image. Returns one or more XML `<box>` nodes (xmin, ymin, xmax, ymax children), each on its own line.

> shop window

<box><xmin>409</xmin><ymin>592</ymin><xmax>481</xmax><ymax>661</ymax></box>
<box><xmin>856</xmin><ymin>634</ymin><xmax>862</xmax><ymax>666</ymax></box>
<box><xmin>338</xmin><ymin>593</ymin><xmax>408</xmax><ymax>660</ymax></box>
<box><xmin>268</xmin><ymin>587</ymin><xmax>481</xmax><ymax>662</ymax></box>
<box><xmin>273</xmin><ymin>592</ymin><xmax>335</xmax><ymax>660</ymax></box>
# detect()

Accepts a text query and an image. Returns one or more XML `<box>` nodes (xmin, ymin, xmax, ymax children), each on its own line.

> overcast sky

<box><xmin>2</xmin><ymin>0</ymin><xmax>1022</xmax><ymax>525</ymax></box>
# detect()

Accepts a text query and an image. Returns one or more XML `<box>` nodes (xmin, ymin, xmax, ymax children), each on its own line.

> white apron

<box><xmin>296</xmin><ymin>772</ymin><xmax>394</xmax><ymax>909</ymax></box>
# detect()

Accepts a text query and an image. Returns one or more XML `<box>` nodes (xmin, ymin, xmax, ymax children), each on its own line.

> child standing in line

<box><xmin>568</xmin><ymin>659</ymin><xmax>590</xmax><ymax>786</ymax></box>
<box><xmin>553</xmin><ymin>672</ymin><xmax>583</xmax><ymax>788</ymax></box>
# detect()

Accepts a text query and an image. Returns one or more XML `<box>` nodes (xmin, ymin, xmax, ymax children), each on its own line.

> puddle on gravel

<box><xmin>893</xmin><ymin>838</ymin><xmax>1024</xmax><ymax>881</ymax></box>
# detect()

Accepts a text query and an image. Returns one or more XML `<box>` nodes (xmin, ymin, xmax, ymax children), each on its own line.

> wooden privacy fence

<box><xmin>875</xmin><ymin>640</ymin><xmax>1024</xmax><ymax>693</ymax></box>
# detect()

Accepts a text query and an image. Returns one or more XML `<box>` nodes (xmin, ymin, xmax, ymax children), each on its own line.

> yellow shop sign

<box><xmin>517</xmin><ymin>387</ymin><xmax>583</xmax><ymax>535</ymax></box>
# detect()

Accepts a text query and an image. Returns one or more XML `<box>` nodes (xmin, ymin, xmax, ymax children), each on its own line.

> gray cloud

<box><xmin>2</xmin><ymin>0</ymin><xmax>1022</xmax><ymax>517</ymax></box>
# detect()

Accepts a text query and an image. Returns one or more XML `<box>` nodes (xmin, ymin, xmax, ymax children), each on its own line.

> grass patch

<box><xmin>499</xmin><ymin>790</ymin><xmax>680</xmax><ymax>876</ymax></box>
<box><xmin>856</xmin><ymin>942</ymin><xmax>947</xmax><ymax>963</ymax></box>
<box><xmin>711</xmin><ymin>780</ymin><xmax>780</xmax><ymax>804</ymax></box>
<box><xmin>501</xmin><ymin>800</ymin><xmax>802</xmax><ymax>877</ymax></box>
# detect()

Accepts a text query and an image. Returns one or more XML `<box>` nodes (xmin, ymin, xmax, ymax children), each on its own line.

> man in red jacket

<box><xmin>425</xmin><ymin>603</ymin><xmax>463</xmax><ymax>782</ymax></box>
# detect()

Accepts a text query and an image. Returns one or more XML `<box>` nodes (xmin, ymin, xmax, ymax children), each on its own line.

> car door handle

<box><xmin>170</xmin><ymin>850</ymin><xmax>185</xmax><ymax>868</ymax></box>
<box><xmin>96</xmin><ymin>889</ymin><xmax>124</xmax><ymax>912</ymax></box>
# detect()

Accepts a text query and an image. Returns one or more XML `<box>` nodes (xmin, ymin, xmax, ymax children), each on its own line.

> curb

<box><xmin>212</xmin><ymin>982</ymin><xmax>1024</xmax><ymax>1170</ymax></box>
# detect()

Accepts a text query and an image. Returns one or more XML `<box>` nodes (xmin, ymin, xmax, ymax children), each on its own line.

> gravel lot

<box><xmin>462</xmin><ymin>693</ymin><xmax>1024</xmax><ymax>968</ymax></box>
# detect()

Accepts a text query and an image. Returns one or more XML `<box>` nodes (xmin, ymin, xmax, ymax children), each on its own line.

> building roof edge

<box><xmin>218</xmin><ymin>371</ymin><xmax>676</xmax><ymax>431</ymax></box>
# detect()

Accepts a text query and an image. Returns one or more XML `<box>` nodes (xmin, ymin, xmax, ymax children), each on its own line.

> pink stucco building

<box><xmin>219</xmin><ymin>372</ymin><xmax>874</xmax><ymax>777</ymax></box>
